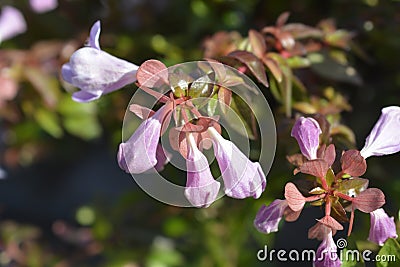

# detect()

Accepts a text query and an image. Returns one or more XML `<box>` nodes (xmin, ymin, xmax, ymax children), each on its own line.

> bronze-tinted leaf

<box><xmin>308</xmin><ymin>222</ymin><xmax>337</xmax><ymax>240</ymax></box>
<box><xmin>330</xmin><ymin>197</ymin><xmax>348</xmax><ymax>223</ymax></box>
<box><xmin>248</xmin><ymin>29</ymin><xmax>266</xmax><ymax>58</ymax></box>
<box><xmin>284</xmin><ymin>182</ymin><xmax>305</xmax><ymax>212</ymax></box>
<box><xmin>352</xmin><ymin>188</ymin><xmax>385</xmax><ymax>213</ymax></box>
<box><xmin>227</xmin><ymin>50</ymin><xmax>269</xmax><ymax>87</ymax></box>
<box><xmin>129</xmin><ymin>104</ymin><xmax>155</xmax><ymax>119</ymax></box>
<box><xmin>262</xmin><ymin>56</ymin><xmax>282</xmax><ymax>82</ymax></box>
<box><xmin>276</xmin><ymin>11</ymin><xmax>290</xmax><ymax>27</ymax></box>
<box><xmin>218</xmin><ymin>87</ymin><xmax>232</xmax><ymax>113</ymax></box>
<box><xmin>286</xmin><ymin>153</ymin><xmax>307</xmax><ymax>167</ymax></box>
<box><xmin>283</xmin><ymin>206</ymin><xmax>301</xmax><ymax>222</ymax></box>
<box><xmin>299</xmin><ymin>159</ymin><xmax>329</xmax><ymax>178</ymax></box>
<box><xmin>341</xmin><ymin>150</ymin><xmax>367</xmax><ymax>177</ymax></box>
<box><xmin>136</xmin><ymin>59</ymin><xmax>168</xmax><ymax>87</ymax></box>
<box><xmin>317</xmin><ymin>215</ymin><xmax>344</xmax><ymax>230</ymax></box>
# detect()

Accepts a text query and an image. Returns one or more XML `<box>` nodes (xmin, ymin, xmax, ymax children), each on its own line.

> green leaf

<box><xmin>325</xmin><ymin>168</ymin><xmax>336</xmax><ymax>187</ymax></box>
<box><xmin>63</xmin><ymin>116</ymin><xmax>101</xmax><ymax>140</ymax></box>
<box><xmin>227</xmin><ymin>93</ymin><xmax>256</xmax><ymax>139</ymax></box>
<box><xmin>267</xmin><ymin>53</ymin><xmax>292</xmax><ymax>117</ymax></box>
<box><xmin>308</xmin><ymin>50</ymin><xmax>362</xmax><ymax>85</ymax></box>
<box><xmin>377</xmin><ymin>238</ymin><xmax>400</xmax><ymax>267</ymax></box>
<box><xmin>286</xmin><ymin>56</ymin><xmax>311</xmax><ymax>68</ymax></box>
<box><xmin>337</xmin><ymin>177</ymin><xmax>369</xmax><ymax>196</ymax></box>
<box><xmin>34</xmin><ymin>108</ymin><xmax>63</xmax><ymax>138</ymax></box>
<box><xmin>57</xmin><ymin>96</ymin><xmax>102</xmax><ymax>140</ymax></box>
<box><xmin>207</xmin><ymin>94</ymin><xmax>218</xmax><ymax>116</ymax></box>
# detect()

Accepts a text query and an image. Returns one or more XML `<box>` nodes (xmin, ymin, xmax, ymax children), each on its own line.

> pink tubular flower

<box><xmin>360</xmin><ymin>106</ymin><xmax>400</xmax><ymax>159</ymax></box>
<box><xmin>254</xmin><ymin>199</ymin><xmax>288</xmax><ymax>234</ymax></box>
<box><xmin>62</xmin><ymin>21</ymin><xmax>139</xmax><ymax>102</ymax></box>
<box><xmin>184</xmin><ymin>132</ymin><xmax>221</xmax><ymax>208</ymax></box>
<box><xmin>30</xmin><ymin>0</ymin><xmax>58</xmax><ymax>13</ymax></box>
<box><xmin>314</xmin><ymin>229</ymin><xmax>341</xmax><ymax>267</ymax></box>
<box><xmin>0</xmin><ymin>6</ymin><xmax>26</xmax><ymax>43</ymax></box>
<box><xmin>117</xmin><ymin>105</ymin><xmax>170</xmax><ymax>174</ymax></box>
<box><xmin>368</xmin><ymin>208</ymin><xmax>398</xmax><ymax>246</ymax></box>
<box><xmin>207</xmin><ymin>126</ymin><xmax>266</xmax><ymax>199</ymax></box>
<box><xmin>291</xmin><ymin>117</ymin><xmax>321</xmax><ymax>160</ymax></box>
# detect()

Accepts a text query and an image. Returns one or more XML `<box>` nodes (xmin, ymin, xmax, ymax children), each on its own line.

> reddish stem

<box><xmin>348</xmin><ymin>206</ymin><xmax>355</xmax><ymax>236</ymax></box>
<box><xmin>305</xmin><ymin>194</ymin><xmax>326</xmax><ymax>202</ymax></box>
<box><xmin>325</xmin><ymin>196</ymin><xmax>331</xmax><ymax>216</ymax></box>
<box><xmin>334</xmin><ymin>191</ymin><xmax>354</xmax><ymax>202</ymax></box>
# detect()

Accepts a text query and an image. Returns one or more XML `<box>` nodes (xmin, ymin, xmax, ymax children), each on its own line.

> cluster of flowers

<box><xmin>62</xmin><ymin>21</ymin><xmax>266</xmax><ymax>208</ymax></box>
<box><xmin>254</xmin><ymin>107</ymin><xmax>400</xmax><ymax>267</ymax></box>
<box><xmin>0</xmin><ymin>0</ymin><xmax>58</xmax><ymax>43</ymax></box>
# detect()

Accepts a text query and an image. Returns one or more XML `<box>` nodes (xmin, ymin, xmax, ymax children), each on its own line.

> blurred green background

<box><xmin>0</xmin><ymin>0</ymin><xmax>399</xmax><ymax>266</ymax></box>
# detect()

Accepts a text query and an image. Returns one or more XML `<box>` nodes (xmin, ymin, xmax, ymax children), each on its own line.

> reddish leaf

<box><xmin>308</xmin><ymin>222</ymin><xmax>337</xmax><ymax>240</ymax></box>
<box><xmin>299</xmin><ymin>159</ymin><xmax>329</xmax><ymax>178</ymax></box>
<box><xmin>283</xmin><ymin>206</ymin><xmax>301</xmax><ymax>222</ymax></box>
<box><xmin>218</xmin><ymin>87</ymin><xmax>232</xmax><ymax>113</ymax></box>
<box><xmin>317</xmin><ymin>215</ymin><xmax>344</xmax><ymax>231</ymax></box>
<box><xmin>284</xmin><ymin>182</ymin><xmax>305</xmax><ymax>212</ymax></box>
<box><xmin>286</xmin><ymin>153</ymin><xmax>307</xmax><ymax>168</ymax></box>
<box><xmin>341</xmin><ymin>150</ymin><xmax>367</xmax><ymax>177</ymax></box>
<box><xmin>262</xmin><ymin>56</ymin><xmax>283</xmax><ymax>82</ymax></box>
<box><xmin>352</xmin><ymin>188</ymin><xmax>385</xmax><ymax>213</ymax></box>
<box><xmin>129</xmin><ymin>104</ymin><xmax>155</xmax><ymax>119</ymax></box>
<box><xmin>248</xmin><ymin>29</ymin><xmax>266</xmax><ymax>58</ymax></box>
<box><xmin>318</xmin><ymin>144</ymin><xmax>336</xmax><ymax>167</ymax></box>
<box><xmin>227</xmin><ymin>50</ymin><xmax>269</xmax><ymax>87</ymax></box>
<box><xmin>310</xmin><ymin>114</ymin><xmax>331</xmax><ymax>144</ymax></box>
<box><xmin>276</xmin><ymin>11</ymin><xmax>290</xmax><ymax>27</ymax></box>
<box><xmin>136</xmin><ymin>59</ymin><xmax>168</xmax><ymax>87</ymax></box>
<box><xmin>282</xmin><ymin>23</ymin><xmax>324</xmax><ymax>39</ymax></box>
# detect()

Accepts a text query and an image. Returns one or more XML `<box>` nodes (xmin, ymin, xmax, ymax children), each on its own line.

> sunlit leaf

<box><xmin>227</xmin><ymin>50</ymin><xmax>269</xmax><ymax>87</ymax></box>
<box><xmin>377</xmin><ymin>239</ymin><xmax>400</xmax><ymax>267</ymax></box>
<box><xmin>34</xmin><ymin>108</ymin><xmax>63</xmax><ymax>138</ymax></box>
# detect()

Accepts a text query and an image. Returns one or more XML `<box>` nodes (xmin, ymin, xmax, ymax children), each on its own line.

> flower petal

<box><xmin>117</xmin><ymin>105</ymin><xmax>169</xmax><ymax>174</ymax></box>
<box><xmin>62</xmin><ymin>21</ymin><xmax>139</xmax><ymax>102</ymax></box>
<box><xmin>254</xmin><ymin>199</ymin><xmax>288</xmax><ymax>234</ymax></box>
<box><xmin>360</xmin><ymin>106</ymin><xmax>400</xmax><ymax>158</ymax></box>
<box><xmin>185</xmin><ymin>133</ymin><xmax>220</xmax><ymax>208</ymax></box>
<box><xmin>291</xmin><ymin>117</ymin><xmax>321</xmax><ymax>160</ymax></box>
<box><xmin>30</xmin><ymin>0</ymin><xmax>58</xmax><ymax>13</ymax></box>
<box><xmin>62</xmin><ymin>47</ymin><xmax>138</xmax><ymax>99</ymax></box>
<box><xmin>0</xmin><ymin>6</ymin><xmax>26</xmax><ymax>42</ymax></box>
<box><xmin>72</xmin><ymin>90</ymin><xmax>101</xmax><ymax>102</ymax></box>
<box><xmin>314</xmin><ymin>230</ymin><xmax>341</xmax><ymax>267</ymax></box>
<box><xmin>368</xmin><ymin>208</ymin><xmax>398</xmax><ymax>246</ymax></box>
<box><xmin>89</xmin><ymin>20</ymin><xmax>101</xmax><ymax>50</ymax></box>
<box><xmin>208</xmin><ymin>127</ymin><xmax>266</xmax><ymax>199</ymax></box>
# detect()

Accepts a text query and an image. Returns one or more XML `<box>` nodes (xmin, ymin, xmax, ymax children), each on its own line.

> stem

<box><xmin>325</xmin><ymin>196</ymin><xmax>331</xmax><ymax>216</ymax></box>
<box><xmin>334</xmin><ymin>191</ymin><xmax>354</xmax><ymax>202</ymax></box>
<box><xmin>305</xmin><ymin>194</ymin><xmax>326</xmax><ymax>202</ymax></box>
<box><xmin>348</xmin><ymin>206</ymin><xmax>355</xmax><ymax>236</ymax></box>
